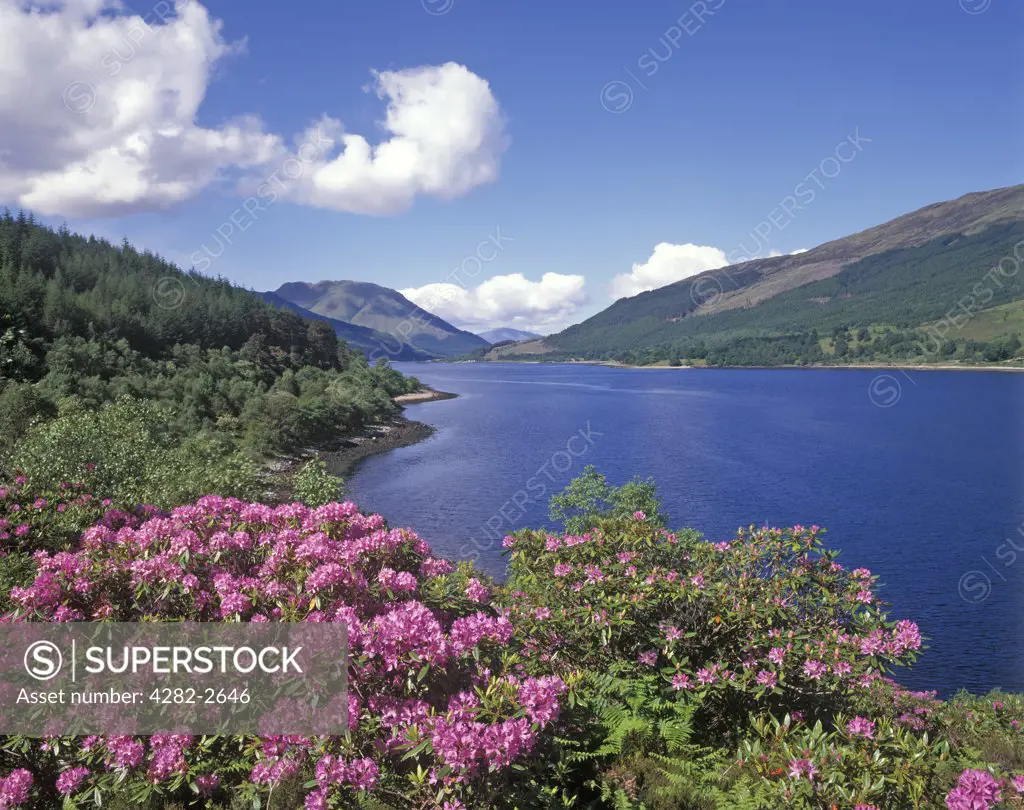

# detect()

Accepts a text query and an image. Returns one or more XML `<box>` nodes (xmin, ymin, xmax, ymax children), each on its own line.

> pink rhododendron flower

<box><xmin>464</xmin><ymin>578</ymin><xmax>489</xmax><ymax>602</ymax></box>
<box><xmin>787</xmin><ymin>758</ymin><xmax>817</xmax><ymax>781</ymax></box>
<box><xmin>755</xmin><ymin>670</ymin><xmax>778</xmax><ymax>688</ymax></box>
<box><xmin>0</xmin><ymin>769</ymin><xmax>32</xmax><ymax>808</ymax></box>
<box><xmin>195</xmin><ymin>774</ymin><xmax>220</xmax><ymax>794</ymax></box>
<box><xmin>518</xmin><ymin>676</ymin><xmax>566</xmax><ymax>724</ymax></box>
<box><xmin>697</xmin><ymin>666</ymin><xmax>718</xmax><ymax>685</ymax></box>
<box><xmin>846</xmin><ymin>716</ymin><xmax>875</xmax><ymax>738</ymax></box>
<box><xmin>946</xmin><ymin>768</ymin><xmax>1003</xmax><ymax>809</ymax></box>
<box><xmin>671</xmin><ymin>673</ymin><xmax>693</xmax><ymax>690</ymax></box>
<box><xmin>55</xmin><ymin>767</ymin><xmax>89</xmax><ymax>796</ymax></box>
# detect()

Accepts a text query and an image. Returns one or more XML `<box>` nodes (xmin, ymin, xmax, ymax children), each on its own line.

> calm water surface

<box><xmin>350</xmin><ymin>363</ymin><xmax>1024</xmax><ymax>695</ymax></box>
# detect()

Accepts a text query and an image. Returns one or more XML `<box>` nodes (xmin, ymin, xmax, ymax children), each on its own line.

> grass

<box><xmin>952</xmin><ymin>299</ymin><xmax>1024</xmax><ymax>342</ymax></box>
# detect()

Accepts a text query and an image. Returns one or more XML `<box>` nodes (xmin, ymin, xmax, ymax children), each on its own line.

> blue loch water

<box><xmin>349</xmin><ymin>362</ymin><xmax>1024</xmax><ymax>696</ymax></box>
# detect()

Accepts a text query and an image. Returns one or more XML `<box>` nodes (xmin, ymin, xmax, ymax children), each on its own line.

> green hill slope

<box><xmin>539</xmin><ymin>185</ymin><xmax>1024</xmax><ymax>366</ymax></box>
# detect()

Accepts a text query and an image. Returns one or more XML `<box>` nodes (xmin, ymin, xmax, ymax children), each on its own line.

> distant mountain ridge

<box><xmin>272</xmin><ymin>280</ymin><xmax>489</xmax><ymax>359</ymax></box>
<box><xmin>478</xmin><ymin>328</ymin><xmax>542</xmax><ymax>343</ymax></box>
<box><xmin>256</xmin><ymin>291</ymin><xmax>432</xmax><ymax>360</ymax></box>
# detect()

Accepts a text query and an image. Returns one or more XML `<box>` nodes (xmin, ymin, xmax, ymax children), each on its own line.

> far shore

<box><xmin>609</xmin><ymin>362</ymin><xmax>1024</xmax><ymax>373</ymax></box>
<box><xmin>462</xmin><ymin>358</ymin><xmax>1024</xmax><ymax>373</ymax></box>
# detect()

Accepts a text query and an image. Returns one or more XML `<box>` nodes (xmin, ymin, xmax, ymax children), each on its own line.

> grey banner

<box><xmin>0</xmin><ymin>622</ymin><xmax>348</xmax><ymax>735</ymax></box>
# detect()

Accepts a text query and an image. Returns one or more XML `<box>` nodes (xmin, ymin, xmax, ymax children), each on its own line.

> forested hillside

<box><xmin>0</xmin><ymin>211</ymin><xmax>417</xmax><ymax>505</ymax></box>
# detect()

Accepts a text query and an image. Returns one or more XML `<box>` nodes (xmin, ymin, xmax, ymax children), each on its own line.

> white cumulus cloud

<box><xmin>0</xmin><ymin>0</ymin><xmax>280</xmax><ymax>217</ymax></box>
<box><xmin>401</xmin><ymin>272</ymin><xmax>586</xmax><ymax>334</ymax></box>
<box><xmin>0</xmin><ymin>1</ymin><xmax>506</xmax><ymax>218</ymax></box>
<box><xmin>275</xmin><ymin>63</ymin><xmax>507</xmax><ymax>215</ymax></box>
<box><xmin>610</xmin><ymin>242</ymin><xmax>729</xmax><ymax>299</ymax></box>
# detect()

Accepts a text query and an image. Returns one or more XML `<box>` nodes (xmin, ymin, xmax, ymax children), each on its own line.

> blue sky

<box><xmin>2</xmin><ymin>0</ymin><xmax>1021</xmax><ymax>333</ymax></box>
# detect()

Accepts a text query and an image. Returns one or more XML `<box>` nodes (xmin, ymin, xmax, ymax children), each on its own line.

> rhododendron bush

<box><xmin>1</xmin><ymin>496</ymin><xmax>567</xmax><ymax>808</ymax></box>
<box><xmin>0</xmin><ymin>474</ymin><xmax>135</xmax><ymax>555</ymax></box>
<box><xmin>500</xmin><ymin>515</ymin><xmax>1024</xmax><ymax>809</ymax></box>
<box><xmin>0</xmin><ymin>474</ymin><xmax>164</xmax><ymax>613</ymax></box>
<box><xmin>503</xmin><ymin>520</ymin><xmax>924</xmax><ymax>731</ymax></box>
<box><xmin>0</xmin><ymin>493</ymin><xmax>1021</xmax><ymax>808</ymax></box>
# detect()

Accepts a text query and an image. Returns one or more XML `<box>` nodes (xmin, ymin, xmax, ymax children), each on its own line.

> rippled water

<box><xmin>350</xmin><ymin>362</ymin><xmax>1024</xmax><ymax>696</ymax></box>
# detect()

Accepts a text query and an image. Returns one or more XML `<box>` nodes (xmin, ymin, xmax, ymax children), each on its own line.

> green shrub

<box><xmin>292</xmin><ymin>457</ymin><xmax>344</xmax><ymax>507</ymax></box>
<box><xmin>10</xmin><ymin>397</ymin><xmax>258</xmax><ymax>507</ymax></box>
<box><xmin>1</xmin><ymin>458</ymin><xmax>1021</xmax><ymax>809</ymax></box>
<box><xmin>735</xmin><ymin>712</ymin><xmax>954</xmax><ymax>808</ymax></box>
<box><xmin>938</xmin><ymin>691</ymin><xmax>1024</xmax><ymax>773</ymax></box>
<box><xmin>0</xmin><ymin>383</ymin><xmax>55</xmax><ymax>456</ymax></box>
<box><xmin>549</xmin><ymin>465</ymin><xmax>667</xmax><ymax>533</ymax></box>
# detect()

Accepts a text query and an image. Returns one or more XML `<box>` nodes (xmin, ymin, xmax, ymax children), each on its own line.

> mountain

<box><xmin>477</xmin><ymin>328</ymin><xmax>542</xmax><ymax>344</ymax></box>
<box><xmin>274</xmin><ymin>280</ymin><xmax>489</xmax><ymax>359</ymax></box>
<box><xmin>257</xmin><ymin>291</ymin><xmax>433</xmax><ymax>361</ymax></box>
<box><xmin>512</xmin><ymin>185</ymin><xmax>1024</xmax><ymax>366</ymax></box>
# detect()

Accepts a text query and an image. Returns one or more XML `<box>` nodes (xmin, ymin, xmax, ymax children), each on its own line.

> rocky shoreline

<box><xmin>321</xmin><ymin>417</ymin><xmax>436</xmax><ymax>479</ymax></box>
<box><xmin>258</xmin><ymin>388</ymin><xmax>455</xmax><ymax>500</ymax></box>
<box><xmin>321</xmin><ymin>387</ymin><xmax>456</xmax><ymax>479</ymax></box>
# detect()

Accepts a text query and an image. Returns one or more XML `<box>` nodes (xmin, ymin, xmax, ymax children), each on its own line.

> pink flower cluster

<box><xmin>946</xmin><ymin>768</ymin><xmax>1003</xmax><ymax>809</ymax></box>
<box><xmin>0</xmin><ymin>770</ymin><xmax>31</xmax><ymax>809</ymax></box>
<box><xmin>55</xmin><ymin>767</ymin><xmax>89</xmax><ymax>796</ymax></box>
<box><xmin>846</xmin><ymin>715</ymin><xmax>875</xmax><ymax>739</ymax></box>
